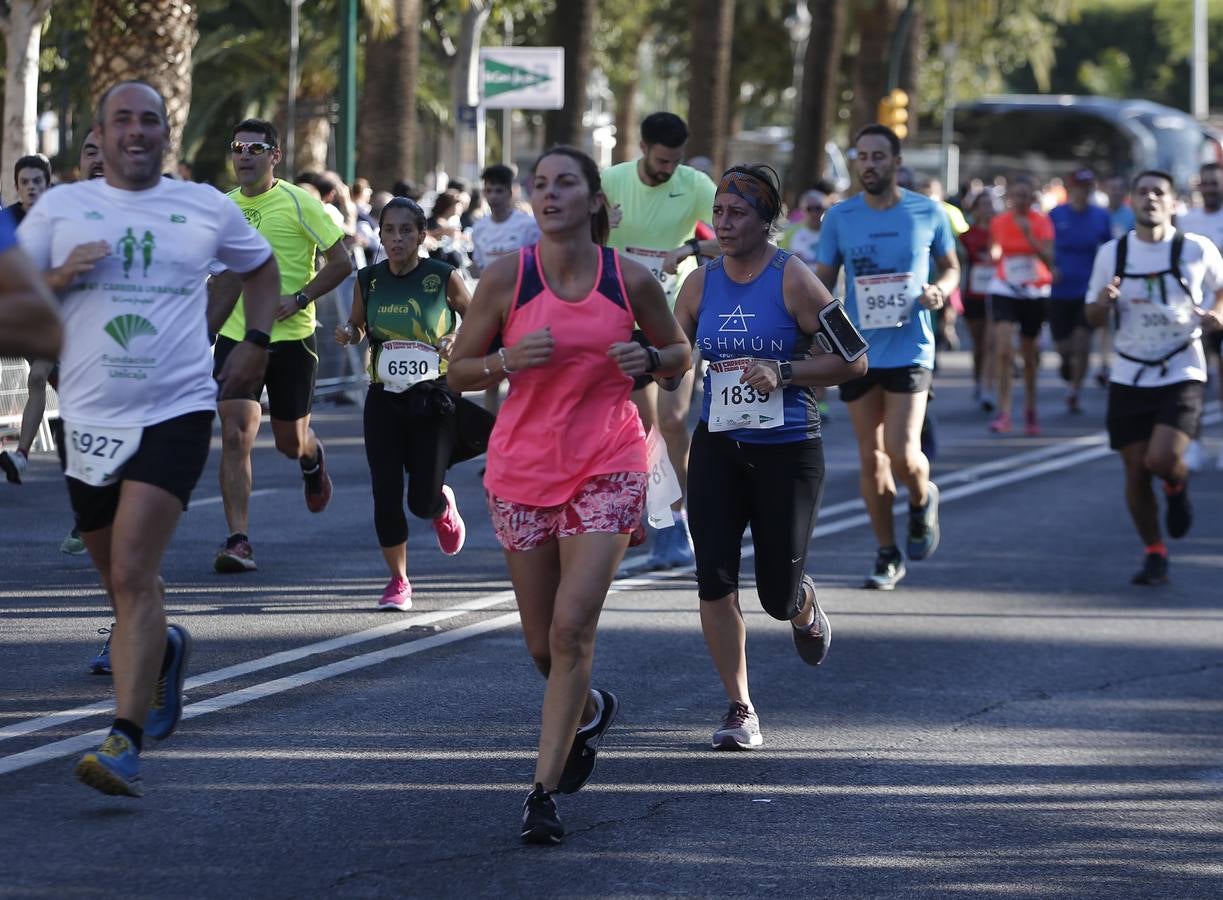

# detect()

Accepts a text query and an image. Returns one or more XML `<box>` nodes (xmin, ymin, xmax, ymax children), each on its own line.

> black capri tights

<box><xmin>363</xmin><ymin>385</ymin><xmax>456</xmax><ymax>547</ymax></box>
<box><xmin>687</xmin><ymin>422</ymin><xmax>825</xmax><ymax>620</ymax></box>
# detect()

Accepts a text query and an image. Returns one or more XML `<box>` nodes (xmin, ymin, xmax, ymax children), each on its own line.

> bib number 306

<box><xmin>64</xmin><ymin>422</ymin><xmax>143</xmax><ymax>487</ymax></box>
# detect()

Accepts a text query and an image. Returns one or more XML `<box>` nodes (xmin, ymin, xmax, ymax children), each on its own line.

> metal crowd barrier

<box><xmin>0</xmin><ymin>357</ymin><xmax>57</xmax><ymax>452</ymax></box>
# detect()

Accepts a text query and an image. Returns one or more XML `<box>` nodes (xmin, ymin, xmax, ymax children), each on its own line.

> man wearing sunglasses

<box><xmin>207</xmin><ymin>119</ymin><xmax>351</xmax><ymax>574</ymax></box>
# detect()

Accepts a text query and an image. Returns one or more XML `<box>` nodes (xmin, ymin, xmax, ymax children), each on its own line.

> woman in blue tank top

<box><xmin>672</xmin><ymin>165</ymin><xmax>867</xmax><ymax>750</ymax></box>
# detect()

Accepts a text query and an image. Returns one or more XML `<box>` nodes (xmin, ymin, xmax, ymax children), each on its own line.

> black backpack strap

<box><xmin>1113</xmin><ymin>233</ymin><xmax>1128</xmax><ymax>281</ymax></box>
<box><xmin>1170</xmin><ymin>230</ymin><xmax>1192</xmax><ymax>297</ymax></box>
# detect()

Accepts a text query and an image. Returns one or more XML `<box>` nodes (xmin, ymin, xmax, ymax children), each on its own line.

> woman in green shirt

<box><xmin>336</xmin><ymin>197</ymin><xmax>473</xmax><ymax>610</ymax></box>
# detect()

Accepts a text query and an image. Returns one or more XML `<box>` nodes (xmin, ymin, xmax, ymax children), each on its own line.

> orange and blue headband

<box><xmin>716</xmin><ymin>170</ymin><xmax>780</xmax><ymax>221</ymax></box>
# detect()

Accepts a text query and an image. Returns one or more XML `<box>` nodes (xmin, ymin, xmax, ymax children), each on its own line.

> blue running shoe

<box><xmin>75</xmin><ymin>731</ymin><xmax>142</xmax><ymax>797</ymax></box>
<box><xmin>664</xmin><ymin>517</ymin><xmax>695</xmax><ymax>568</ymax></box>
<box><xmin>645</xmin><ymin>526</ymin><xmax>673</xmax><ymax>570</ymax></box>
<box><xmin>89</xmin><ymin>624</ymin><xmax>113</xmax><ymax>675</ymax></box>
<box><xmin>906</xmin><ymin>482</ymin><xmax>941</xmax><ymax>561</ymax></box>
<box><xmin>146</xmin><ymin>624</ymin><xmax>191</xmax><ymax>741</ymax></box>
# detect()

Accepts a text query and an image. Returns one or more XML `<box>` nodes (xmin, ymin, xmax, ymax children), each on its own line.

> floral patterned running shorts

<box><xmin>486</xmin><ymin>471</ymin><xmax>648</xmax><ymax>552</ymax></box>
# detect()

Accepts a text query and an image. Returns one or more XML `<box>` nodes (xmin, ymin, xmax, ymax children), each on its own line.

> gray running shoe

<box><xmin>865</xmin><ymin>547</ymin><xmax>906</xmax><ymax>590</ymax></box>
<box><xmin>712</xmin><ymin>701</ymin><xmax>762</xmax><ymax>751</ymax></box>
<box><xmin>791</xmin><ymin>574</ymin><xmax>831</xmax><ymax>666</ymax></box>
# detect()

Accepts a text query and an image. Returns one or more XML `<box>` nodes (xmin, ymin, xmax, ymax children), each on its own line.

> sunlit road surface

<box><xmin>2</xmin><ymin>352</ymin><xmax>1221</xmax><ymax>898</ymax></box>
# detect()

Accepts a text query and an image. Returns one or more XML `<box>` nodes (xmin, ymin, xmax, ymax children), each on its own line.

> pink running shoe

<box><xmin>989</xmin><ymin>411</ymin><xmax>1013</xmax><ymax>434</ymax></box>
<box><xmin>433</xmin><ymin>485</ymin><xmax>466</xmax><ymax>556</ymax></box>
<box><xmin>1024</xmin><ymin>407</ymin><xmax>1041</xmax><ymax>436</ymax></box>
<box><xmin>378</xmin><ymin>575</ymin><xmax>412</xmax><ymax>611</ymax></box>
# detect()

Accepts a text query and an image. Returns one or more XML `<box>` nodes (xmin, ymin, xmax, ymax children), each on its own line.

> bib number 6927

<box><xmin>63</xmin><ymin>421</ymin><xmax>143</xmax><ymax>487</ymax></box>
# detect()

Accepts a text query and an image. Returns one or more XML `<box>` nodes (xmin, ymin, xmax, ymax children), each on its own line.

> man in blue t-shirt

<box><xmin>815</xmin><ymin>124</ymin><xmax>959</xmax><ymax>591</ymax></box>
<box><xmin>1049</xmin><ymin>168</ymin><xmax>1112</xmax><ymax>412</ymax></box>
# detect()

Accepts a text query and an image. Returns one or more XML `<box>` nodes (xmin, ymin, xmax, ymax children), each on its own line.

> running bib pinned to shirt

<box><xmin>1116</xmin><ymin>279</ymin><xmax>1197</xmax><ymax>358</ymax></box>
<box><xmin>63</xmin><ymin>421</ymin><xmax>143</xmax><ymax>487</ymax></box>
<box><xmin>376</xmin><ymin>340</ymin><xmax>440</xmax><ymax>393</ymax></box>
<box><xmin>1002</xmin><ymin>255</ymin><xmax>1039</xmax><ymax>287</ymax></box>
<box><xmin>644</xmin><ymin>426</ymin><xmax>682</xmax><ymax>529</ymax></box>
<box><xmin>707</xmin><ymin>358</ymin><xmax>784</xmax><ymax>432</ymax></box>
<box><xmin>622</xmin><ymin>246</ymin><xmax>679</xmax><ymax>302</ymax></box>
<box><xmin>968</xmin><ymin>264</ymin><xmax>993</xmax><ymax>297</ymax></box>
<box><xmin>854</xmin><ymin>272</ymin><xmax>918</xmax><ymax>329</ymax></box>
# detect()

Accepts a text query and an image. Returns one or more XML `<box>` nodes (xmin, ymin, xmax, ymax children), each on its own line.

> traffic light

<box><xmin>876</xmin><ymin>89</ymin><xmax>910</xmax><ymax>141</ymax></box>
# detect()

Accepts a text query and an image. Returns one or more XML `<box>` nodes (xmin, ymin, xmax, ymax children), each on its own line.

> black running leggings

<box><xmin>363</xmin><ymin>385</ymin><xmax>456</xmax><ymax>547</ymax></box>
<box><xmin>687</xmin><ymin>422</ymin><xmax>825</xmax><ymax>620</ymax></box>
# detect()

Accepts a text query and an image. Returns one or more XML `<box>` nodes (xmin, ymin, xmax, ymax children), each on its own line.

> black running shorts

<box><xmin>213</xmin><ymin>334</ymin><xmax>318</xmax><ymax>422</ymax></box>
<box><xmin>67</xmin><ymin>411</ymin><xmax>214</xmax><ymax>533</ymax></box>
<box><xmin>1106</xmin><ymin>380</ymin><xmax>1204</xmax><ymax>451</ymax></box>
<box><xmin>1047</xmin><ymin>298</ymin><xmax>1090</xmax><ymax>342</ymax></box>
<box><xmin>989</xmin><ymin>294</ymin><xmax>1045</xmax><ymax>339</ymax></box>
<box><xmin>961</xmin><ymin>296</ymin><xmax>988</xmax><ymax>322</ymax></box>
<box><xmin>838</xmin><ymin>365</ymin><xmax>933</xmax><ymax>404</ymax></box>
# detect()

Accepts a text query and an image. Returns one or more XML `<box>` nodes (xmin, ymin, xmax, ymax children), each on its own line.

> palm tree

<box><xmin>543</xmin><ymin>0</ymin><xmax>596</xmax><ymax>148</ymax></box>
<box><xmin>358</xmin><ymin>0</ymin><xmax>422</xmax><ymax>189</ymax></box>
<box><xmin>88</xmin><ymin>0</ymin><xmax>199</xmax><ymax>174</ymax></box>
<box><xmin>686</xmin><ymin>0</ymin><xmax>736</xmax><ymax>174</ymax></box>
<box><xmin>786</xmin><ymin>0</ymin><xmax>847</xmax><ymax>204</ymax></box>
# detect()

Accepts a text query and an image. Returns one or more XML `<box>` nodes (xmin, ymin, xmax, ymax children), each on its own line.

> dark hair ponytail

<box><xmin>532</xmin><ymin>145</ymin><xmax>610</xmax><ymax>244</ymax></box>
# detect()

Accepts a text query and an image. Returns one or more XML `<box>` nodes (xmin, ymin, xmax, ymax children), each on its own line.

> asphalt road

<box><xmin>2</xmin><ymin>353</ymin><xmax>1222</xmax><ymax>899</ymax></box>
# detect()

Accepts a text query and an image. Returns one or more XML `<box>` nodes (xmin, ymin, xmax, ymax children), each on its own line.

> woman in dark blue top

<box><xmin>671</xmin><ymin>165</ymin><xmax>866</xmax><ymax>751</ymax></box>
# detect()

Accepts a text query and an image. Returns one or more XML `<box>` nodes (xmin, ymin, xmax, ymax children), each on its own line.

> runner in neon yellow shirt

<box><xmin>602</xmin><ymin>112</ymin><xmax>716</xmax><ymax>570</ymax></box>
<box><xmin>207</xmin><ymin>117</ymin><xmax>352</xmax><ymax>574</ymax></box>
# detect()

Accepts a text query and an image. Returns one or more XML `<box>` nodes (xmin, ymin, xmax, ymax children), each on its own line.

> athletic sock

<box><xmin>1162</xmin><ymin>479</ymin><xmax>1184</xmax><ymax>496</ymax></box>
<box><xmin>577</xmin><ymin>689</ymin><xmax>604</xmax><ymax>734</ymax></box>
<box><xmin>111</xmin><ymin>718</ymin><xmax>143</xmax><ymax>752</ymax></box>
<box><xmin>881</xmin><ymin>544</ymin><xmax>901</xmax><ymax>559</ymax></box>
<box><xmin>299</xmin><ymin>448</ymin><xmax>321</xmax><ymax>474</ymax></box>
<box><xmin>225</xmin><ymin>531</ymin><xmax>248</xmax><ymax>548</ymax></box>
<box><xmin>1145</xmin><ymin>542</ymin><xmax>1167</xmax><ymax>558</ymax></box>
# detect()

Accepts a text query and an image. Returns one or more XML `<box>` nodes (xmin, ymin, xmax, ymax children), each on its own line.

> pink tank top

<box><xmin>484</xmin><ymin>244</ymin><xmax>646</xmax><ymax>506</ymax></box>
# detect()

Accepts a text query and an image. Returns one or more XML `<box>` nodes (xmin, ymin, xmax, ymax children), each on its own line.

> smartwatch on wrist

<box><xmin>243</xmin><ymin>328</ymin><xmax>271</xmax><ymax>349</ymax></box>
<box><xmin>778</xmin><ymin>360</ymin><xmax>793</xmax><ymax>387</ymax></box>
<box><xmin>644</xmin><ymin>345</ymin><xmax>662</xmax><ymax>374</ymax></box>
<box><xmin>294</xmin><ymin>291</ymin><xmax>311</xmax><ymax>310</ymax></box>
<box><xmin>686</xmin><ymin>237</ymin><xmax>702</xmax><ymax>259</ymax></box>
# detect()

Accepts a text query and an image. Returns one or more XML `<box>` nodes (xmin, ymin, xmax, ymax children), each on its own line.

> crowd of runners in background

<box><xmin>2</xmin><ymin>82</ymin><xmax>1222</xmax><ymax>844</ymax></box>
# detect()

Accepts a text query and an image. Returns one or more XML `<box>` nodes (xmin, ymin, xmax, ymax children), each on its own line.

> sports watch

<box><xmin>778</xmin><ymin>360</ymin><xmax>793</xmax><ymax>387</ymax></box>
<box><xmin>294</xmin><ymin>291</ymin><xmax>311</xmax><ymax>310</ymax></box>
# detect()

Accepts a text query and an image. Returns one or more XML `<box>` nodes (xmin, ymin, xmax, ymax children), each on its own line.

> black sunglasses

<box><xmin>230</xmin><ymin>141</ymin><xmax>275</xmax><ymax>156</ymax></box>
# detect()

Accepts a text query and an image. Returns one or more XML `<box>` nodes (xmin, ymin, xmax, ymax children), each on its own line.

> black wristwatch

<box><xmin>778</xmin><ymin>360</ymin><xmax>793</xmax><ymax>387</ymax></box>
<box><xmin>294</xmin><ymin>290</ymin><xmax>311</xmax><ymax>310</ymax></box>
<box><xmin>644</xmin><ymin>345</ymin><xmax>662</xmax><ymax>374</ymax></box>
<box><xmin>243</xmin><ymin>328</ymin><xmax>271</xmax><ymax>349</ymax></box>
<box><xmin>686</xmin><ymin>237</ymin><xmax>702</xmax><ymax>259</ymax></box>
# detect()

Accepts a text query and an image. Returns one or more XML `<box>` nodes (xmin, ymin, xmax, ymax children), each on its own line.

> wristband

<box><xmin>243</xmin><ymin>328</ymin><xmax>271</xmax><ymax>348</ymax></box>
<box><xmin>644</xmin><ymin>345</ymin><xmax>661</xmax><ymax>374</ymax></box>
<box><xmin>498</xmin><ymin>347</ymin><xmax>516</xmax><ymax>375</ymax></box>
<box><xmin>686</xmin><ymin>238</ymin><xmax>702</xmax><ymax>259</ymax></box>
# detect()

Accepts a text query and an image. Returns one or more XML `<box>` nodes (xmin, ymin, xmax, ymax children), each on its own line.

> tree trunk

<box><xmin>786</xmin><ymin>0</ymin><xmax>847</xmax><ymax>205</ymax></box>
<box><xmin>611</xmin><ymin>77</ymin><xmax>638</xmax><ymax>165</ymax></box>
<box><xmin>686</xmin><ymin>0</ymin><xmax>736</xmax><ymax>174</ymax></box>
<box><xmin>451</xmin><ymin>1</ymin><xmax>490</xmax><ymax>182</ymax></box>
<box><xmin>850</xmin><ymin>0</ymin><xmax>904</xmax><ymax>137</ymax></box>
<box><xmin>543</xmin><ymin>0</ymin><xmax>596</xmax><ymax>148</ymax></box>
<box><xmin>358</xmin><ymin>0</ymin><xmax>421</xmax><ymax>189</ymax></box>
<box><xmin>88</xmin><ymin>0</ymin><xmax>198</xmax><ymax>175</ymax></box>
<box><xmin>0</xmin><ymin>0</ymin><xmax>54</xmax><ymax>206</ymax></box>
<box><xmin>294</xmin><ymin>110</ymin><xmax>332</xmax><ymax>175</ymax></box>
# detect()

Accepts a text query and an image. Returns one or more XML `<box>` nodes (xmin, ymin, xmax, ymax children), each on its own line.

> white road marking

<box><xmin>2</xmin><ymin>412</ymin><xmax>1216</xmax><ymax>776</ymax></box>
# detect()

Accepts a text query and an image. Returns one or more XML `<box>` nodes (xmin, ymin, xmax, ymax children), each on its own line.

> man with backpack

<box><xmin>1086</xmin><ymin>171</ymin><xmax>1223</xmax><ymax>585</ymax></box>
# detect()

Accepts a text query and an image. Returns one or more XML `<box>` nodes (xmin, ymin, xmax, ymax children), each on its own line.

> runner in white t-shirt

<box><xmin>16</xmin><ymin>81</ymin><xmax>280</xmax><ymax>798</ymax></box>
<box><xmin>1178</xmin><ymin>163</ymin><xmax>1223</xmax><ymax>468</ymax></box>
<box><xmin>1085</xmin><ymin>170</ymin><xmax>1223</xmax><ymax>587</ymax></box>
<box><xmin>470</xmin><ymin>164</ymin><xmax>540</xmax><ymax>278</ymax></box>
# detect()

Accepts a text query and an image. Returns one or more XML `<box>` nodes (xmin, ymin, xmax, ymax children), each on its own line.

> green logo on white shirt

<box><xmin>104</xmin><ymin>314</ymin><xmax>158</xmax><ymax>350</ymax></box>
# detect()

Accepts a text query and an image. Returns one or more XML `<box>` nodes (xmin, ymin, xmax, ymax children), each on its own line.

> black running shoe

<box><xmin>1164</xmin><ymin>484</ymin><xmax>1192</xmax><ymax>539</ymax></box>
<box><xmin>557</xmin><ymin>689</ymin><xmax>619</xmax><ymax>795</ymax></box>
<box><xmin>1131</xmin><ymin>552</ymin><xmax>1168</xmax><ymax>586</ymax></box>
<box><xmin>865</xmin><ymin>547</ymin><xmax>906</xmax><ymax>590</ymax></box>
<box><xmin>521</xmin><ymin>783</ymin><xmax>564</xmax><ymax>845</ymax></box>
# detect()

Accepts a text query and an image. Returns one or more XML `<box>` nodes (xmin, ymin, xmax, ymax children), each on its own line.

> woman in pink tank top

<box><xmin>449</xmin><ymin>147</ymin><xmax>690</xmax><ymax>844</ymax></box>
